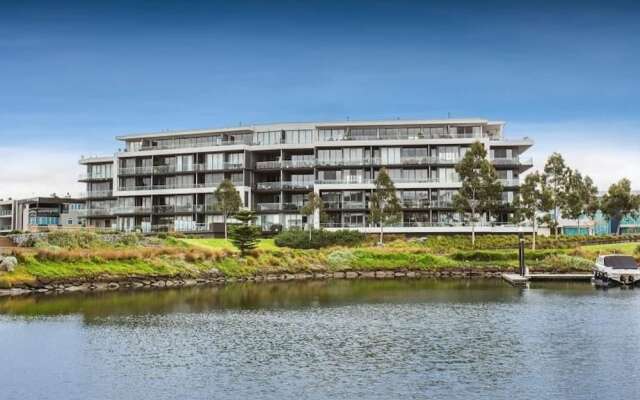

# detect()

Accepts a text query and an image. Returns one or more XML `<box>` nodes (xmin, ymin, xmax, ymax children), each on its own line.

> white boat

<box><xmin>593</xmin><ymin>255</ymin><xmax>640</xmax><ymax>286</ymax></box>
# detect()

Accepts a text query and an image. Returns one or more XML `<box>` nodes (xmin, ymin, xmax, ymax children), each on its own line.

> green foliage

<box><xmin>601</xmin><ymin>178</ymin><xmax>640</xmax><ymax>235</ymax></box>
<box><xmin>274</xmin><ymin>229</ymin><xmax>365</xmax><ymax>249</ymax></box>
<box><xmin>453</xmin><ymin>142</ymin><xmax>502</xmax><ymax>246</ymax></box>
<box><xmin>449</xmin><ymin>249</ymin><xmax>560</xmax><ymax>262</ymax></box>
<box><xmin>228</xmin><ymin>210</ymin><xmax>260</xmax><ymax>255</ymax></box>
<box><xmin>215</xmin><ymin>179</ymin><xmax>243</xmax><ymax>239</ymax></box>
<box><xmin>326</xmin><ymin>249</ymin><xmax>357</xmax><ymax>268</ymax></box>
<box><xmin>634</xmin><ymin>245</ymin><xmax>640</xmax><ymax>257</ymax></box>
<box><xmin>40</xmin><ymin>231</ymin><xmax>103</xmax><ymax>249</ymax></box>
<box><xmin>541</xmin><ymin>254</ymin><xmax>594</xmax><ymax>271</ymax></box>
<box><xmin>370</xmin><ymin>168</ymin><xmax>402</xmax><ymax>244</ymax></box>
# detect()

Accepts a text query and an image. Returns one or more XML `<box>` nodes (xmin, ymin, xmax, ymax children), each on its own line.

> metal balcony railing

<box><xmin>78</xmin><ymin>172</ymin><xmax>114</xmax><ymax>180</ymax></box>
<box><xmin>283</xmin><ymin>160</ymin><xmax>315</xmax><ymax>168</ymax></box>
<box><xmin>492</xmin><ymin>157</ymin><xmax>534</xmax><ymax>166</ymax></box>
<box><xmin>81</xmin><ymin>190</ymin><xmax>113</xmax><ymax>198</ymax></box>
<box><xmin>0</xmin><ymin>209</ymin><xmax>12</xmax><ymax>217</ymax></box>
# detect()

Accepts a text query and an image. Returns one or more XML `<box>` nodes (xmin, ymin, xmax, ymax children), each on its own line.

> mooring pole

<box><xmin>518</xmin><ymin>231</ymin><xmax>526</xmax><ymax>277</ymax></box>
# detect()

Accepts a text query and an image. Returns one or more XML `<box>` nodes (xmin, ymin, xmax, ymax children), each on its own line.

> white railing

<box><xmin>0</xmin><ymin>209</ymin><xmax>12</xmax><ymax>216</ymax></box>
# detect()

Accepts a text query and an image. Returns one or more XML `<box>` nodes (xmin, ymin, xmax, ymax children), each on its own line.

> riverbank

<box><xmin>0</xmin><ymin>232</ymin><xmax>638</xmax><ymax>296</ymax></box>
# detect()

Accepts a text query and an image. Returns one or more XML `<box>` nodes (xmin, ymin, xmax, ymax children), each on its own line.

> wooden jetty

<box><xmin>502</xmin><ymin>273</ymin><xmax>592</xmax><ymax>286</ymax></box>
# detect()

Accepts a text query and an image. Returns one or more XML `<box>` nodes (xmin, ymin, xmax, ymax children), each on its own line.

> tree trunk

<box><xmin>224</xmin><ymin>215</ymin><xmax>228</xmax><ymax>240</ymax></box>
<box><xmin>379</xmin><ymin>222</ymin><xmax>384</xmax><ymax>246</ymax></box>
<box><xmin>471</xmin><ymin>207</ymin><xmax>476</xmax><ymax>248</ymax></box>
<box><xmin>308</xmin><ymin>220</ymin><xmax>312</xmax><ymax>242</ymax></box>
<box><xmin>577</xmin><ymin>218</ymin><xmax>580</xmax><ymax>237</ymax></box>
<box><xmin>554</xmin><ymin>207</ymin><xmax>559</xmax><ymax>239</ymax></box>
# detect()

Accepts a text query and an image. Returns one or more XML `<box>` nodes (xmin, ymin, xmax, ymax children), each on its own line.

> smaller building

<box><xmin>0</xmin><ymin>200</ymin><xmax>14</xmax><ymax>233</ymax></box>
<box><xmin>7</xmin><ymin>197</ymin><xmax>85</xmax><ymax>232</ymax></box>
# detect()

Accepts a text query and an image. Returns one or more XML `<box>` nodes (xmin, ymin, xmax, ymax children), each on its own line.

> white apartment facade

<box><xmin>79</xmin><ymin>119</ymin><xmax>533</xmax><ymax>234</ymax></box>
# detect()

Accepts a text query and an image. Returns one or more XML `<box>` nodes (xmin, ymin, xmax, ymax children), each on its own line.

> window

<box><xmin>285</xmin><ymin>129</ymin><xmax>313</xmax><ymax>144</ymax></box>
<box><xmin>255</xmin><ymin>131</ymin><xmax>282</xmax><ymax>145</ymax></box>
<box><xmin>206</xmin><ymin>153</ymin><xmax>224</xmax><ymax>170</ymax></box>
<box><xmin>381</xmin><ymin>147</ymin><xmax>401</xmax><ymax>164</ymax></box>
<box><xmin>438</xmin><ymin>168</ymin><xmax>459</xmax><ymax>183</ymax></box>
<box><xmin>318</xmin><ymin>129</ymin><xmax>345</xmax><ymax>142</ymax></box>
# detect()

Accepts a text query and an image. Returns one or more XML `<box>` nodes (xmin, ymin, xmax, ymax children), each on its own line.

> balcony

<box><xmin>316</xmin><ymin>159</ymin><xmax>370</xmax><ymax>167</ymax></box>
<box><xmin>152</xmin><ymin>205</ymin><xmax>199</xmax><ymax>214</ymax></box>
<box><xmin>283</xmin><ymin>160</ymin><xmax>315</xmax><ymax>169</ymax></box>
<box><xmin>79</xmin><ymin>172</ymin><xmax>114</xmax><ymax>181</ymax></box>
<box><xmin>492</xmin><ymin>157</ymin><xmax>533</xmax><ymax>166</ymax></box>
<box><xmin>113</xmin><ymin>206</ymin><xmax>152</xmax><ymax>215</ymax></box>
<box><xmin>78</xmin><ymin>208</ymin><xmax>115</xmax><ymax>217</ymax></box>
<box><xmin>117</xmin><ymin>166</ymin><xmax>153</xmax><ymax>176</ymax></box>
<box><xmin>81</xmin><ymin>190</ymin><xmax>113</xmax><ymax>199</ymax></box>
<box><xmin>255</xmin><ymin>161</ymin><xmax>281</xmax><ymax>169</ymax></box>
<box><xmin>256</xmin><ymin>181</ymin><xmax>314</xmax><ymax>190</ymax></box>
<box><xmin>315</xmin><ymin>178</ymin><xmax>374</xmax><ymax>185</ymax></box>
<box><xmin>0</xmin><ymin>209</ymin><xmax>12</xmax><ymax>217</ymax></box>
<box><xmin>119</xmin><ymin>183</ymin><xmax>223</xmax><ymax>191</ymax></box>
<box><xmin>256</xmin><ymin>202</ymin><xmax>304</xmax><ymax>212</ymax></box>
<box><xmin>135</xmin><ymin>137</ymin><xmax>253</xmax><ymax>152</ymax></box>
<box><xmin>324</xmin><ymin>201</ymin><xmax>367</xmax><ymax>210</ymax></box>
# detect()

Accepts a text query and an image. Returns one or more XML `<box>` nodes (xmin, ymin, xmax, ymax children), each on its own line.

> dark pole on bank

<box><xmin>518</xmin><ymin>230</ymin><xmax>526</xmax><ymax>277</ymax></box>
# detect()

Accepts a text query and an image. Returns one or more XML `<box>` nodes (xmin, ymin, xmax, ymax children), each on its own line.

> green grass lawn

<box><xmin>579</xmin><ymin>241</ymin><xmax>640</xmax><ymax>256</ymax></box>
<box><xmin>181</xmin><ymin>238</ymin><xmax>277</xmax><ymax>251</ymax></box>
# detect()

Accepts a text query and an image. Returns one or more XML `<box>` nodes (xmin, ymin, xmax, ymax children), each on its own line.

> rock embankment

<box><xmin>0</xmin><ymin>268</ymin><xmax>507</xmax><ymax>297</ymax></box>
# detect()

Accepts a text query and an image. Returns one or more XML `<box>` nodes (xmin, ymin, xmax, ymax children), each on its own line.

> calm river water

<box><xmin>1</xmin><ymin>279</ymin><xmax>640</xmax><ymax>400</ymax></box>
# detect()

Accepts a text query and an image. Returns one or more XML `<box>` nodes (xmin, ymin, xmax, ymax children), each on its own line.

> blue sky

<box><xmin>1</xmin><ymin>0</ymin><xmax>639</xmax><ymax>196</ymax></box>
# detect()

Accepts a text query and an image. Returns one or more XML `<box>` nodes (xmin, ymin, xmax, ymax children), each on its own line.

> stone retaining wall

<box><xmin>0</xmin><ymin>268</ymin><xmax>510</xmax><ymax>297</ymax></box>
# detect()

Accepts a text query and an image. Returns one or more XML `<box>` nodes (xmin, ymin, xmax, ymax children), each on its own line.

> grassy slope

<box><xmin>1</xmin><ymin>238</ymin><xmax>638</xmax><ymax>288</ymax></box>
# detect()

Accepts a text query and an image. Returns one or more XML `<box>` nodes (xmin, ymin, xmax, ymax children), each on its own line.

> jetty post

<box><xmin>518</xmin><ymin>231</ymin><xmax>526</xmax><ymax>277</ymax></box>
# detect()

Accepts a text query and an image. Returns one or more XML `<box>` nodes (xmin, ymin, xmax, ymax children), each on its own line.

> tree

<box><xmin>453</xmin><ymin>141</ymin><xmax>503</xmax><ymax>247</ymax></box>
<box><xmin>299</xmin><ymin>192</ymin><xmax>325</xmax><ymax>241</ymax></box>
<box><xmin>370</xmin><ymin>168</ymin><xmax>402</xmax><ymax>245</ymax></box>
<box><xmin>214</xmin><ymin>179</ymin><xmax>242</xmax><ymax>240</ymax></box>
<box><xmin>512</xmin><ymin>171</ymin><xmax>553</xmax><ymax>249</ymax></box>
<box><xmin>543</xmin><ymin>153</ymin><xmax>570</xmax><ymax>239</ymax></box>
<box><xmin>562</xmin><ymin>170</ymin><xmax>599</xmax><ymax>236</ymax></box>
<box><xmin>601</xmin><ymin>178</ymin><xmax>640</xmax><ymax>235</ymax></box>
<box><xmin>229</xmin><ymin>209</ymin><xmax>260</xmax><ymax>255</ymax></box>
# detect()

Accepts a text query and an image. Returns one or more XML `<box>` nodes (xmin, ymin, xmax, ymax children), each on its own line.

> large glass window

<box><xmin>255</xmin><ymin>131</ymin><xmax>282</xmax><ymax>145</ymax></box>
<box><xmin>206</xmin><ymin>153</ymin><xmax>224</xmax><ymax>170</ymax></box>
<box><xmin>381</xmin><ymin>147</ymin><xmax>401</xmax><ymax>164</ymax></box>
<box><xmin>318</xmin><ymin>129</ymin><xmax>345</xmax><ymax>142</ymax></box>
<box><xmin>438</xmin><ymin>168</ymin><xmax>459</xmax><ymax>183</ymax></box>
<box><xmin>285</xmin><ymin>129</ymin><xmax>313</xmax><ymax>144</ymax></box>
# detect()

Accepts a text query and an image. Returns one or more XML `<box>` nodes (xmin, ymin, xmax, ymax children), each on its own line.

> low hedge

<box><xmin>274</xmin><ymin>229</ymin><xmax>365</xmax><ymax>249</ymax></box>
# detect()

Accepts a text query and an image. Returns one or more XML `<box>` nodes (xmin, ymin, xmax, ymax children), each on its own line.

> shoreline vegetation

<box><xmin>1</xmin><ymin>230</ymin><xmax>639</xmax><ymax>296</ymax></box>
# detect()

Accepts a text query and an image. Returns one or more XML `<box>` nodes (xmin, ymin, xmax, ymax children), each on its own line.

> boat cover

<box><xmin>603</xmin><ymin>255</ymin><xmax>639</xmax><ymax>270</ymax></box>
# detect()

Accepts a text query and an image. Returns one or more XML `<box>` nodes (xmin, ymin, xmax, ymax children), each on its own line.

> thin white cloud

<box><xmin>508</xmin><ymin>120</ymin><xmax>640</xmax><ymax>191</ymax></box>
<box><xmin>0</xmin><ymin>147</ymin><xmax>84</xmax><ymax>199</ymax></box>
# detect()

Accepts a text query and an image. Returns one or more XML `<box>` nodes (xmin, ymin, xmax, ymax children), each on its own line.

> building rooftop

<box><xmin>116</xmin><ymin>118</ymin><xmax>505</xmax><ymax>141</ymax></box>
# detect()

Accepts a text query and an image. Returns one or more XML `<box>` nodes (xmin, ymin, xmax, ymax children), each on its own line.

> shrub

<box><xmin>326</xmin><ymin>249</ymin><xmax>356</xmax><ymax>268</ymax></box>
<box><xmin>541</xmin><ymin>254</ymin><xmax>593</xmax><ymax>271</ymax></box>
<box><xmin>274</xmin><ymin>229</ymin><xmax>365</xmax><ymax>249</ymax></box>
<box><xmin>634</xmin><ymin>245</ymin><xmax>640</xmax><ymax>257</ymax></box>
<box><xmin>115</xmin><ymin>233</ymin><xmax>141</xmax><ymax>247</ymax></box>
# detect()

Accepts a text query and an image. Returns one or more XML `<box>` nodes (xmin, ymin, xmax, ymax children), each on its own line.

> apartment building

<box><xmin>79</xmin><ymin>119</ymin><xmax>533</xmax><ymax>234</ymax></box>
